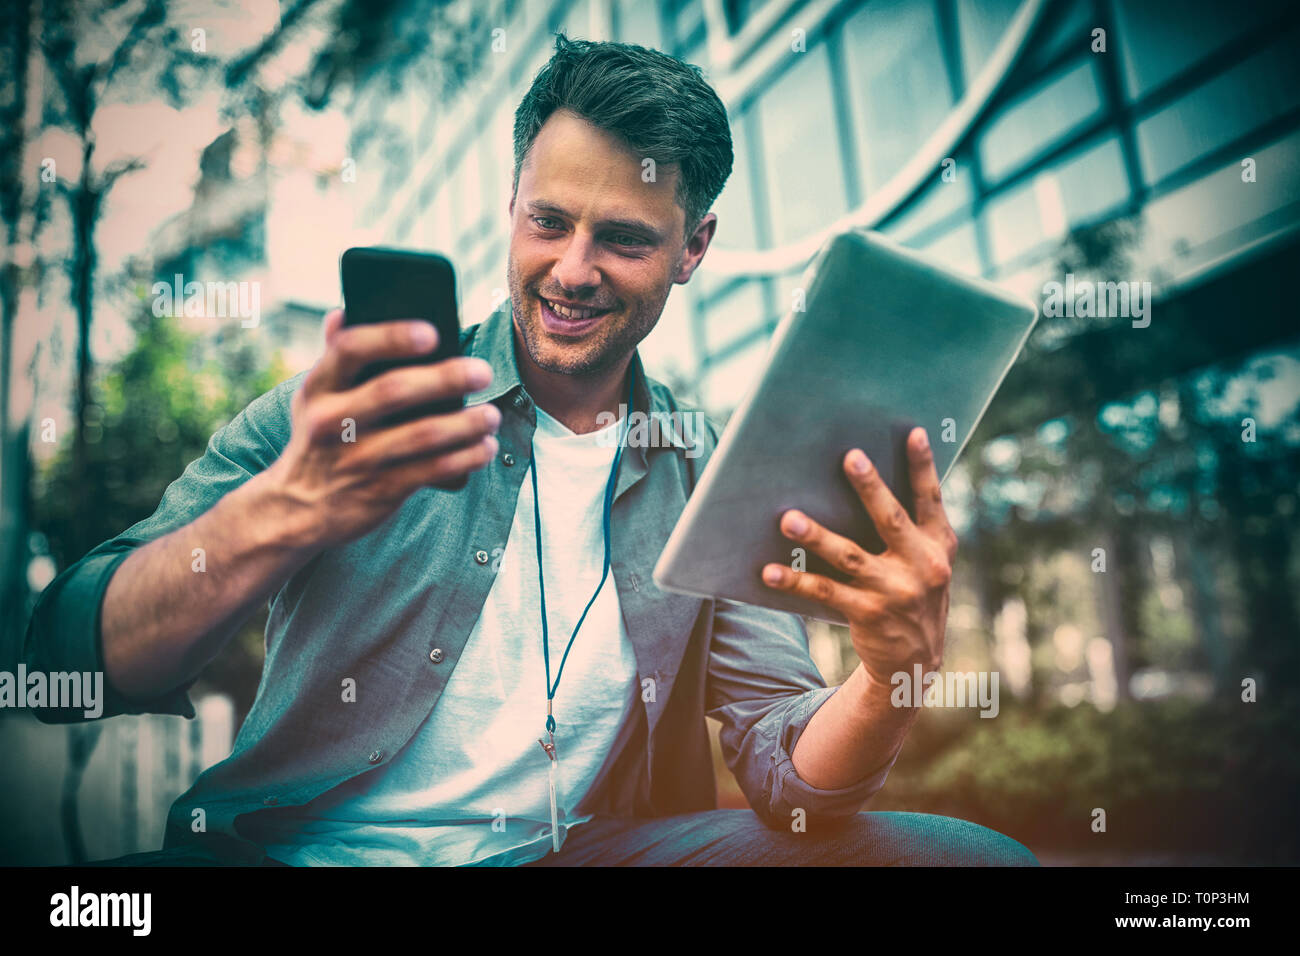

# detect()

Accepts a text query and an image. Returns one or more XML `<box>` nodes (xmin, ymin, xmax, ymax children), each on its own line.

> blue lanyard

<box><xmin>531</xmin><ymin>372</ymin><xmax>636</xmax><ymax>742</ymax></box>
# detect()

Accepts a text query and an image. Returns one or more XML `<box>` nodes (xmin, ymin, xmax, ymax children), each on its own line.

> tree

<box><xmin>36</xmin><ymin>0</ymin><xmax>212</xmax><ymax>562</ymax></box>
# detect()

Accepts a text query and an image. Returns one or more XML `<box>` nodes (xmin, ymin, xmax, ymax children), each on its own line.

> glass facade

<box><xmin>356</xmin><ymin>0</ymin><xmax>1300</xmax><ymax>416</ymax></box>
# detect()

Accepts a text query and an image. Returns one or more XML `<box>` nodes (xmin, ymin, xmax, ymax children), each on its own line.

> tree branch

<box><xmin>96</xmin><ymin>0</ymin><xmax>166</xmax><ymax>88</ymax></box>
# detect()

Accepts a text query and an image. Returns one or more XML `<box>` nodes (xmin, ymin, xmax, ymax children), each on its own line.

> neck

<box><xmin>513</xmin><ymin>325</ymin><xmax>633</xmax><ymax>435</ymax></box>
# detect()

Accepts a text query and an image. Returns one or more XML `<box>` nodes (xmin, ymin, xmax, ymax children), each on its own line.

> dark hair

<box><xmin>512</xmin><ymin>33</ymin><xmax>734</xmax><ymax>240</ymax></box>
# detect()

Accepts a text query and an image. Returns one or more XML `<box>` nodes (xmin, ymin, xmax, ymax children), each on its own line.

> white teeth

<box><xmin>544</xmin><ymin>298</ymin><xmax>602</xmax><ymax>320</ymax></box>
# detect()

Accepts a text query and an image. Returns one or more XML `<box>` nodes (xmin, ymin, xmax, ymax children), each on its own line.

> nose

<box><xmin>551</xmin><ymin>232</ymin><xmax>601</xmax><ymax>294</ymax></box>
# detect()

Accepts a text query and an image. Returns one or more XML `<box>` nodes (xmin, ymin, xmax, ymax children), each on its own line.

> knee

<box><xmin>961</xmin><ymin>825</ymin><xmax>1037</xmax><ymax>866</ymax></box>
<box><xmin>852</xmin><ymin>812</ymin><xmax>1040</xmax><ymax>866</ymax></box>
<box><xmin>924</xmin><ymin>814</ymin><xmax>1039</xmax><ymax>866</ymax></box>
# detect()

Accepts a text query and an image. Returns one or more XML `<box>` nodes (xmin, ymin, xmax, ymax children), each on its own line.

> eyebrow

<box><xmin>526</xmin><ymin>200</ymin><xmax>664</xmax><ymax>243</ymax></box>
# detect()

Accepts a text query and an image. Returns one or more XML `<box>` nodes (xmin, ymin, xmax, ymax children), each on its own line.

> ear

<box><xmin>673</xmin><ymin>212</ymin><xmax>718</xmax><ymax>285</ymax></box>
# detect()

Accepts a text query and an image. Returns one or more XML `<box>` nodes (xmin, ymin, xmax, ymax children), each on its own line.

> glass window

<box><xmin>772</xmin><ymin>270</ymin><xmax>807</xmax><ymax>327</ymax></box>
<box><xmin>725</xmin><ymin>0</ymin><xmax>776</xmax><ymax>35</ymax></box>
<box><xmin>1134</xmin><ymin>33</ymin><xmax>1300</xmax><ymax>187</ymax></box>
<box><xmin>642</xmin><ymin>283</ymin><xmax>698</xmax><ymax>385</ymax></box>
<box><xmin>997</xmin><ymin>259</ymin><xmax>1056</xmax><ymax>303</ymax></box>
<box><xmin>985</xmin><ymin>135</ymin><xmax>1129</xmax><ymax>271</ymax></box>
<box><xmin>694</xmin><ymin>114</ymin><xmax>761</xmax><ymax>301</ymax></box>
<box><xmin>1114</xmin><ymin>0</ymin><xmax>1282</xmax><ymax>100</ymax></box>
<box><xmin>1140</xmin><ymin>129</ymin><xmax>1300</xmax><ymax>279</ymax></box>
<box><xmin>886</xmin><ymin>167</ymin><xmax>975</xmax><ymax>244</ymax></box>
<box><xmin>701</xmin><ymin>280</ymin><xmax>768</xmax><ymax>356</ymax></box>
<box><xmin>978</xmin><ymin>59</ymin><xmax>1104</xmax><ymax>184</ymax></box>
<box><xmin>515</xmin><ymin>0</ymin><xmax>545</xmax><ymax>32</ymax></box>
<box><xmin>702</xmin><ymin>332</ymin><xmax>769</xmax><ymax>413</ymax></box>
<box><xmin>560</xmin><ymin>0</ymin><xmax>593</xmax><ymax>39</ymax></box>
<box><xmin>466</xmin><ymin>243</ymin><xmax>508</xmax><ymax>321</ymax></box>
<box><xmin>984</xmin><ymin>177</ymin><xmax>1045</xmax><ymax>267</ymax></box>
<box><xmin>956</xmin><ymin>0</ymin><xmax>1021</xmax><ymax>86</ymax></box>
<box><xmin>674</xmin><ymin>0</ymin><xmax>704</xmax><ymax>52</ymax></box>
<box><xmin>427</xmin><ymin>185</ymin><xmax>453</xmax><ymax>253</ymax></box>
<box><xmin>842</xmin><ymin>0</ymin><xmax>953</xmax><ymax>195</ymax></box>
<box><xmin>679</xmin><ymin>30</ymin><xmax>707</xmax><ymax>65</ymax></box>
<box><xmin>485</xmin><ymin>101</ymin><xmax>515</xmax><ymax>214</ymax></box>
<box><xmin>512</xmin><ymin>23</ymin><xmax>555</xmax><ymax>87</ymax></box>
<box><xmin>916</xmin><ymin>220</ymin><xmax>982</xmax><ymax>277</ymax></box>
<box><xmin>459</xmin><ymin>140</ymin><xmax>485</xmax><ymax>237</ymax></box>
<box><xmin>471</xmin><ymin>147</ymin><xmax>493</xmax><ymax>238</ymax></box>
<box><xmin>1017</xmin><ymin>0</ymin><xmax>1094</xmax><ymax>78</ymax></box>
<box><xmin>1054</xmin><ymin>135</ymin><xmax>1130</xmax><ymax>227</ymax></box>
<box><xmin>446</xmin><ymin>151</ymin><xmax>468</xmax><ymax>247</ymax></box>
<box><xmin>477</xmin><ymin>119</ymin><xmax>508</xmax><ymax>226</ymax></box>
<box><xmin>616</xmin><ymin>0</ymin><xmax>664</xmax><ymax>47</ymax></box>
<box><xmin>713</xmin><ymin>115</ymin><xmax>758</xmax><ymax>244</ymax></box>
<box><xmin>756</xmin><ymin>44</ymin><xmax>849</xmax><ymax>246</ymax></box>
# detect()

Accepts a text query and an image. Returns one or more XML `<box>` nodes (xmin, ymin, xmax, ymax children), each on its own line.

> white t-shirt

<box><xmin>261</xmin><ymin>404</ymin><xmax>639</xmax><ymax>866</ymax></box>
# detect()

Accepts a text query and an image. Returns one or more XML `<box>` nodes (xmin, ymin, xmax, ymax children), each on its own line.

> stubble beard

<box><xmin>505</xmin><ymin>253</ymin><xmax>670</xmax><ymax>380</ymax></box>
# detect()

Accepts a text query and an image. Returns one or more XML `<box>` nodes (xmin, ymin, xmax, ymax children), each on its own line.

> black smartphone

<box><xmin>340</xmin><ymin>246</ymin><xmax>462</xmax><ymax>415</ymax></box>
<box><xmin>340</xmin><ymin>246</ymin><xmax>468</xmax><ymax>488</ymax></box>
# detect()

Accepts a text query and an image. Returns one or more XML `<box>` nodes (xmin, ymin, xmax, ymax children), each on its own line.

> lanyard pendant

<box><xmin>548</xmin><ymin>755</ymin><xmax>562</xmax><ymax>853</ymax></box>
<box><xmin>538</xmin><ymin>733</ymin><xmax>563</xmax><ymax>853</ymax></box>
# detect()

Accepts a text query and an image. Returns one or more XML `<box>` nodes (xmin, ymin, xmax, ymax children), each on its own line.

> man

<box><xmin>26</xmin><ymin>34</ymin><xmax>1036</xmax><ymax>866</ymax></box>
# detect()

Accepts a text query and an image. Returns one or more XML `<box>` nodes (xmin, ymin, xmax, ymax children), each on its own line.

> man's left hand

<box><xmin>760</xmin><ymin>427</ymin><xmax>957</xmax><ymax>689</ymax></box>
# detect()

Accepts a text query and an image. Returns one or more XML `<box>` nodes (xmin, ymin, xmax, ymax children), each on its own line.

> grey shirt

<box><xmin>23</xmin><ymin>305</ymin><xmax>902</xmax><ymax>863</ymax></box>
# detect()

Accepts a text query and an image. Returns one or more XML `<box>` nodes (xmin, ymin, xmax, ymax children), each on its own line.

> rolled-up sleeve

<box><xmin>21</xmin><ymin>373</ymin><xmax>304</xmax><ymax>724</ymax></box>
<box><xmin>705</xmin><ymin>599</ymin><xmax>902</xmax><ymax>829</ymax></box>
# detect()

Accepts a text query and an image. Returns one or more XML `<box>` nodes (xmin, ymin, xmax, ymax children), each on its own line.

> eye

<box><xmin>609</xmin><ymin>234</ymin><xmax>645</xmax><ymax>247</ymax></box>
<box><xmin>533</xmin><ymin>216</ymin><xmax>563</xmax><ymax>231</ymax></box>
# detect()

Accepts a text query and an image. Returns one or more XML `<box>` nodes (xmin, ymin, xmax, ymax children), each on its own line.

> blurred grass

<box><xmin>711</xmin><ymin>692</ymin><xmax>1300</xmax><ymax>863</ymax></box>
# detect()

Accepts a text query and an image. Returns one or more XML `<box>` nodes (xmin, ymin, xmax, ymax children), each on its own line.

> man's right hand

<box><xmin>95</xmin><ymin>308</ymin><xmax>498</xmax><ymax>701</ymax></box>
<box><xmin>264</xmin><ymin>308</ymin><xmax>500</xmax><ymax>551</ymax></box>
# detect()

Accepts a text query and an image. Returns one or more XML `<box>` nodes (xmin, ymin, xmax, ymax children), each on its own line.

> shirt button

<box><xmin>263</xmin><ymin>796</ymin><xmax>278</xmax><ymax>806</ymax></box>
<box><xmin>502</xmin><ymin>452</ymin><xmax>515</xmax><ymax>466</ymax></box>
<box><xmin>429</xmin><ymin>648</ymin><xmax>444</xmax><ymax>663</ymax></box>
<box><xmin>474</xmin><ymin>549</ymin><xmax>489</xmax><ymax>564</ymax></box>
<box><xmin>368</xmin><ymin>749</ymin><xmax>383</xmax><ymax>764</ymax></box>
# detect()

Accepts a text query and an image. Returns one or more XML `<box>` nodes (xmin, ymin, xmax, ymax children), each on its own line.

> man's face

<box><xmin>506</xmin><ymin>109</ymin><xmax>715</xmax><ymax>378</ymax></box>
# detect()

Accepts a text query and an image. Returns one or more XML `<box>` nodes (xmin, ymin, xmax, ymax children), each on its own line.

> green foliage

<box><xmin>871</xmin><ymin>695</ymin><xmax>1300</xmax><ymax>861</ymax></box>
<box><xmin>33</xmin><ymin>306</ymin><xmax>287</xmax><ymax>570</ymax></box>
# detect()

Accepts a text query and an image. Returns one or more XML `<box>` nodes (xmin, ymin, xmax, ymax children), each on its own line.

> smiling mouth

<box><xmin>538</xmin><ymin>295</ymin><xmax>611</xmax><ymax>321</ymax></box>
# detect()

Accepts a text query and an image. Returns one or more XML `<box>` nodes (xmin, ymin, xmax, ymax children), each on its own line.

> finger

<box><xmin>778</xmin><ymin>509</ymin><xmax>883</xmax><ymax>583</ymax></box>
<box><xmin>760</xmin><ymin>563</ymin><xmax>869</xmax><ymax>618</ymax></box>
<box><xmin>321</xmin><ymin>358</ymin><xmax>493</xmax><ymax>429</ymax></box>
<box><xmin>385</xmin><ymin>434</ymin><xmax>499</xmax><ymax>492</ymax></box>
<box><xmin>322</xmin><ymin>308</ymin><xmax>345</xmax><ymax>347</ymax></box>
<box><xmin>843</xmin><ymin>448</ymin><xmax>923</xmax><ymax>557</ymax></box>
<box><xmin>312</xmin><ymin>319</ymin><xmax>442</xmax><ymax>393</ymax></box>
<box><xmin>344</xmin><ymin>402</ymin><xmax>501</xmax><ymax>470</ymax></box>
<box><xmin>906</xmin><ymin>428</ymin><xmax>948</xmax><ymax>530</ymax></box>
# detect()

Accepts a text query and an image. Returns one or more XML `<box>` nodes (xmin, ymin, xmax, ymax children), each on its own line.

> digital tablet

<box><xmin>652</xmin><ymin>228</ymin><xmax>1038</xmax><ymax>624</ymax></box>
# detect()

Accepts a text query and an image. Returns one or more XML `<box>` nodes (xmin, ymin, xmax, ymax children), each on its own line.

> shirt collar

<box><xmin>464</xmin><ymin>301</ymin><xmax>692</xmax><ymax>453</ymax></box>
